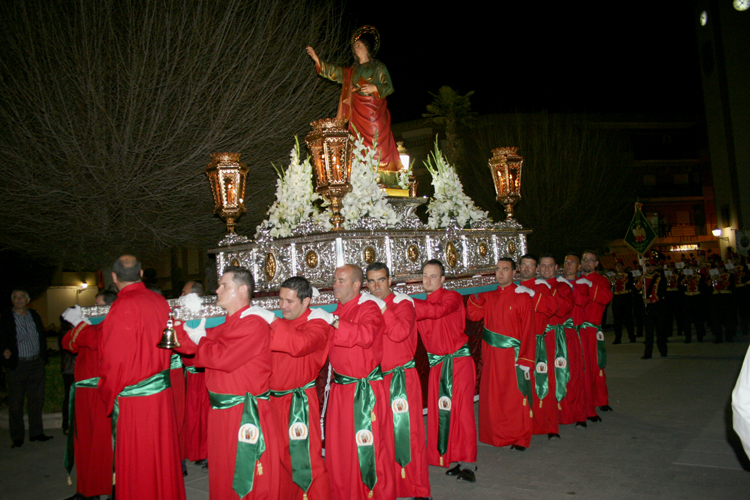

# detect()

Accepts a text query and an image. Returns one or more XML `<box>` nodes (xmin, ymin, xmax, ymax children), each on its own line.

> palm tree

<box><xmin>423</xmin><ymin>86</ymin><xmax>477</xmax><ymax>171</ymax></box>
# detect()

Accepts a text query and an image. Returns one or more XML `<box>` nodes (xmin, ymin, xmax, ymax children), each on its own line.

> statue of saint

<box><xmin>306</xmin><ymin>25</ymin><xmax>402</xmax><ymax>172</ymax></box>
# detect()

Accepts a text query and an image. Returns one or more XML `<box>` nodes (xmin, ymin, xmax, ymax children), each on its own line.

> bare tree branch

<box><xmin>0</xmin><ymin>0</ymin><xmax>348</xmax><ymax>268</ymax></box>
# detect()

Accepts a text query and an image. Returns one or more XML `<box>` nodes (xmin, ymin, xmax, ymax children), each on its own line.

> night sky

<box><xmin>345</xmin><ymin>2</ymin><xmax>703</xmax><ymax>122</ymax></box>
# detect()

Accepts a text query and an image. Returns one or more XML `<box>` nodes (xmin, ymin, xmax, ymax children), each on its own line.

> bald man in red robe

<box><xmin>98</xmin><ymin>255</ymin><xmax>185</xmax><ymax>500</ymax></box>
<box><xmin>327</xmin><ymin>264</ymin><xmax>396</xmax><ymax>500</ymax></box>
<box><xmin>467</xmin><ymin>258</ymin><xmax>535</xmax><ymax>450</ymax></box>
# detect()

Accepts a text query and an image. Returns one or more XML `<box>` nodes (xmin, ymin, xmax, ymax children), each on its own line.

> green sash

<box><xmin>534</xmin><ymin>333</ymin><xmax>549</xmax><ymax>404</ymax></box>
<box><xmin>333</xmin><ymin>365</ymin><xmax>383</xmax><ymax>493</ymax></box>
<box><xmin>544</xmin><ymin>318</ymin><xmax>572</xmax><ymax>403</ymax></box>
<box><xmin>64</xmin><ymin>376</ymin><xmax>100</xmax><ymax>482</ymax></box>
<box><xmin>271</xmin><ymin>380</ymin><xmax>317</xmax><ymax>495</ymax></box>
<box><xmin>481</xmin><ymin>328</ymin><xmax>532</xmax><ymax>401</ymax></box>
<box><xmin>209</xmin><ymin>390</ymin><xmax>270</xmax><ymax>498</ymax></box>
<box><xmin>169</xmin><ymin>353</ymin><xmax>182</xmax><ymax>370</ymax></box>
<box><xmin>578</xmin><ymin>321</ymin><xmax>606</xmax><ymax>370</ymax></box>
<box><xmin>112</xmin><ymin>369</ymin><xmax>171</xmax><ymax>445</ymax></box>
<box><xmin>383</xmin><ymin>359</ymin><xmax>416</xmax><ymax>476</ymax></box>
<box><xmin>185</xmin><ymin>365</ymin><xmax>200</xmax><ymax>374</ymax></box>
<box><xmin>426</xmin><ymin>344</ymin><xmax>471</xmax><ymax>465</ymax></box>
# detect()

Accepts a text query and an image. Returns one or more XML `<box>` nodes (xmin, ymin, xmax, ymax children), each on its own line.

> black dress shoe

<box><xmin>599</xmin><ymin>405</ymin><xmax>613</xmax><ymax>412</ymax></box>
<box><xmin>510</xmin><ymin>444</ymin><xmax>526</xmax><ymax>451</ymax></box>
<box><xmin>445</xmin><ymin>463</ymin><xmax>462</xmax><ymax>476</ymax></box>
<box><xmin>456</xmin><ymin>468</ymin><xmax>476</xmax><ymax>483</ymax></box>
<box><xmin>194</xmin><ymin>459</ymin><xmax>208</xmax><ymax>466</ymax></box>
<box><xmin>29</xmin><ymin>434</ymin><xmax>53</xmax><ymax>442</ymax></box>
<box><xmin>587</xmin><ymin>416</ymin><xmax>602</xmax><ymax>422</ymax></box>
<box><xmin>547</xmin><ymin>433</ymin><xmax>561</xmax><ymax>440</ymax></box>
<box><xmin>612</xmin><ymin>341</ymin><xmax>621</xmax><ymax>345</ymax></box>
<box><xmin>641</xmin><ymin>355</ymin><xmax>652</xmax><ymax>359</ymax></box>
<box><xmin>575</xmin><ymin>421</ymin><xmax>587</xmax><ymax>429</ymax></box>
<box><xmin>11</xmin><ymin>439</ymin><xmax>23</xmax><ymax>448</ymax></box>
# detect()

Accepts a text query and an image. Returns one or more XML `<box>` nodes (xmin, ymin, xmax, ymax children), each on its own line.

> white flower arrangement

<box><xmin>335</xmin><ymin>134</ymin><xmax>399</xmax><ymax>229</ymax></box>
<box><xmin>255</xmin><ymin>138</ymin><xmax>323</xmax><ymax>238</ymax></box>
<box><xmin>424</xmin><ymin>139</ymin><xmax>490</xmax><ymax>229</ymax></box>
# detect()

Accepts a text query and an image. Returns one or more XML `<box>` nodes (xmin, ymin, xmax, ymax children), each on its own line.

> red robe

<box><xmin>521</xmin><ymin>279</ymin><xmax>559</xmax><ymax>436</ymax></box>
<box><xmin>62</xmin><ymin>322</ymin><xmax>113</xmax><ymax>497</ymax></box>
<box><xmin>170</xmin><ymin>355</ymin><xmax>186</xmax><ymax>460</ymax></box>
<box><xmin>269</xmin><ymin>309</ymin><xmax>332</xmax><ymax>500</ymax></box>
<box><xmin>414</xmin><ymin>287</ymin><xmax>477</xmax><ymax>466</ymax></box>
<box><xmin>580</xmin><ymin>272</ymin><xmax>614</xmax><ymax>411</ymax></box>
<box><xmin>381</xmin><ymin>294</ymin><xmax>430</xmax><ymax>498</ymax></box>
<box><xmin>559</xmin><ymin>279</ymin><xmax>591</xmax><ymax>424</ymax></box>
<box><xmin>546</xmin><ymin>278</ymin><xmax>574</xmax><ymax>425</ymax></box>
<box><xmin>327</xmin><ymin>297</ymin><xmax>396</xmax><ymax>500</ymax></box>
<box><xmin>175</xmin><ymin>307</ymin><xmax>278</xmax><ymax>500</ymax></box>
<box><xmin>182</xmin><ymin>358</ymin><xmax>209</xmax><ymax>462</ymax></box>
<box><xmin>467</xmin><ymin>285</ymin><xmax>535</xmax><ymax>448</ymax></box>
<box><xmin>98</xmin><ymin>282</ymin><xmax>185</xmax><ymax>500</ymax></box>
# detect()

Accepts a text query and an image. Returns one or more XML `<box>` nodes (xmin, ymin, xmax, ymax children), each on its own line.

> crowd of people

<box><xmin>606</xmin><ymin>252</ymin><xmax>749</xmax><ymax>359</ymax></box>
<box><xmin>14</xmin><ymin>248</ymin><xmax>745</xmax><ymax>500</ymax></box>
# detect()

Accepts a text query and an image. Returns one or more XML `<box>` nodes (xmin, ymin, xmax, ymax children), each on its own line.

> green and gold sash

<box><xmin>333</xmin><ymin>365</ymin><xmax>383</xmax><ymax>494</ymax></box>
<box><xmin>271</xmin><ymin>380</ymin><xmax>317</xmax><ymax>495</ymax></box>
<box><xmin>534</xmin><ymin>333</ymin><xmax>549</xmax><ymax>404</ymax></box>
<box><xmin>383</xmin><ymin>359</ymin><xmax>416</xmax><ymax>477</ymax></box>
<box><xmin>545</xmin><ymin>318</ymin><xmax>572</xmax><ymax>403</ymax></box>
<box><xmin>426</xmin><ymin>344</ymin><xmax>471</xmax><ymax>465</ymax></box>
<box><xmin>578</xmin><ymin>321</ymin><xmax>606</xmax><ymax>371</ymax></box>
<box><xmin>482</xmin><ymin>328</ymin><xmax>532</xmax><ymax>401</ymax></box>
<box><xmin>209</xmin><ymin>390</ymin><xmax>270</xmax><ymax>498</ymax></box>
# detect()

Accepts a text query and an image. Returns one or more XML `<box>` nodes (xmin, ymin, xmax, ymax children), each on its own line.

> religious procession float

<box><xmin>81</xmin><ymin>25</ymin><xmax>532</xmax><ymax>401</ymax></box>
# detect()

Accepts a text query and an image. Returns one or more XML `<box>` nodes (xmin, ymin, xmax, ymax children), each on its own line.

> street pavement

<box><xmin>3</xmin><ymin>329</ymin><xmax>750</xmax><ymax>500</ymax></box>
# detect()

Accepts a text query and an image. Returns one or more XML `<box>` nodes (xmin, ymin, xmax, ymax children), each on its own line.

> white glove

<box><xmin>359</xmin><ymin>293</ymin><xmax>386</xmax><ymax>311</ymax></box>
<box><xmin>515</xmin><ymin>285</ymin><xmax>535</xmax><ymax>298</ymax></box>
<box><xmin>576</xmin><ymin>278</ymin><xmax>593</xmax><ymax>287</ymax></box>
<box><xmin>178</xmin><ymin>293</ymin><xmax>203</xmax><ymax>313</ymax></box>
<box><xmin>311</xmin><ymin>287</ymin><xmax>321</xmax><ymax>297</ymax></box>
<box><xmin>393</xmin><ymin>292</ymin><xmax>414</xmax><ymax>305</ymax></box>
<box><xmin>308</xmin><ymin>308</ymin><xmax>336</xmax><ymax>325</ymax></box>
<box><xmin>240</xmin><ymin>305</ymin><xmax>276</xmax><ymax>324</ymax></box>
<box><xmin>62</xmin><ymin>305</ymin><xmax>90</xmax><ymax>326</ymax></box>
<box><xmin>184</xmin><ymin>318</ymin><xmax>207</xmax><ymax>344</ymax></box>
<box><xmin>535</xmin><ymin>278</ymin><xmax>551</xmax><ymax>289</ymax></box>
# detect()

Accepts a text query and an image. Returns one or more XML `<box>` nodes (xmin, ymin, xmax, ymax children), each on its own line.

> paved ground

<box><xmin>3</xmin><ymin>329</ymin><xmax>750</xmax><ymax>500</ymax></box>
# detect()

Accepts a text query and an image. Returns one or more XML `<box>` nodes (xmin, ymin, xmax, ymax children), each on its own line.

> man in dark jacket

<box><xmin>0</xmin><ymin>289</ymin><xmax>51</xmax><ymax>448</ymax></box>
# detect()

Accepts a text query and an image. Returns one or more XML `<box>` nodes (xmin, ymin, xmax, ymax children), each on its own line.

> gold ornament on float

<box><xmin>305</xmin><ymin>250</ymin><xmax>319</xmax><ymax>269</ymax></box>
<box><xmin>489</xmin><ymin>147</ymin><xmax>523</xmax><ymax>221</ymax></box>
<box><xmin>363</xmin><ymin>246</ymin><xmax>376</xmax><ymax>264</ymax></box>
<box><xmin>446</xmin><ymin>241</ymin><xmax>458</xmax><ymax>268</ymax></box>
<box><xmin>264</xmin><ymin>253</ymin><xmax>277</xmax><ymax>281</ymax></box>
<box><xmin>305</xmin><ymin>119</ymin><xmax>354</xmax><ymax>231</ymax></box>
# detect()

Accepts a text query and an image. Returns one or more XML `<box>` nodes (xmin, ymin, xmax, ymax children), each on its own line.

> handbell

<box><xmin>157</xmin><ymin>312</ymin><xmax>181</xmax><ymax>349</ymax></box>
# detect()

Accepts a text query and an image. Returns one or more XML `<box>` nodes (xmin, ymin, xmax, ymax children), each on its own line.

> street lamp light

<box><xmin>712</xmin><ymin>227</ymin><xmax>729</xmax><ymax>241</ymax></box>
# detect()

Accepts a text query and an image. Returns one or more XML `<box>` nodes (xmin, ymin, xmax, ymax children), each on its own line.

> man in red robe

<box><xmin>467</xmin><ymin>258</ymin><xmax>535</xmax><ymax>451</ymax></box>
<box><xmin>174</xmin><ymin>266</ymin><xmax>279</xmax><ymax>500</ymax></box>
<box><xmin>267</xmin><ymin>276</ymin><xmax>332</xmax><ymax>500</ymax></box>
<box><xmin>539</xmin><ymin>254</ymin><xmax>575</xmax><ymax>433</ymax></box>
<box><xmin>98</xmin><ymin>255</ymin><xmax>185</xmax><ymax>500</ymax></box>
<box><xmin>579</xmin><ymin>251</ymin><xmax>614</xmax><ymax>417</ymax></box>
<box><xmin>61</xmin><ymin>291</ymin><xmax>116</xmax><ymax>500</ymax></box>
<box><xmin>327</xmin><ymin>264</ymin><xmax>396</xmax><ymax>500</ymax></box>
<box><xmin>179</xmin><ymin>281</ymin><xmax>209</xmax><ymax>467</ymax></box>
<box><xmin>559</xmin><ymin>254</ymin><xmax>591</xmax><ymax>428</ymax></box>
<box><xmin>414</xmin><ymin>259</ymin><xmax>477</xmax><ymax>482</ymax></box>
<box><xmin>365</xmin><ymin>262</ymin><xmax>430</xmax><ymax>498</ymax></box>
<box><xmin>517</xmin><ymin>254</ymin><xmax>559</xmax><ymax>439</ymax></box>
